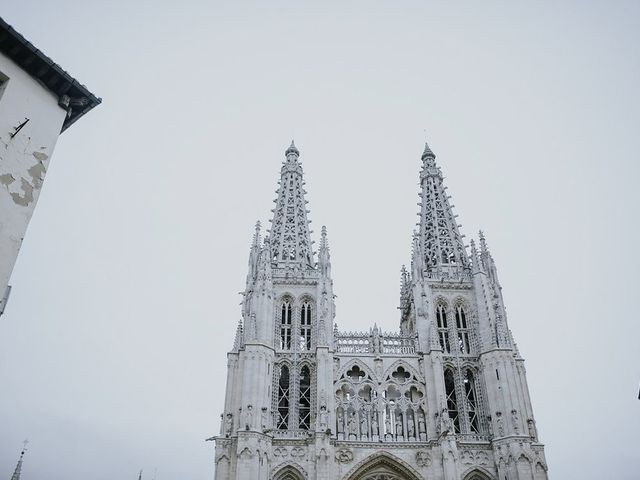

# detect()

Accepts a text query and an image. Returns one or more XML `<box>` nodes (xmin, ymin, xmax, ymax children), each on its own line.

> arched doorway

<box><xmin>462</xmin><ymin>468</ymin><xmax>493</xmax><ymax>480</ymax></box>
<box><xmin>272</xmin><ymin>464</ymin><xmax>305</xmax><ymax>480</ymax></box>
<box><xmin>343</xmin><ymin>452</ymin><xmax>422</xmax><ymax>480</ymax></box>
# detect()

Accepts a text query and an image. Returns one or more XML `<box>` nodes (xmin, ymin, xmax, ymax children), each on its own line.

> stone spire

<box><xmin>255</xmin><ymin>237</ymin><xmax>273</xmax><ymax>293</ymax></box>
<box><xmin>318</xmin><ymin>225</ymin><xmax>331</xmax><ymax>278</ymax></box>
<box><xmin>10</xmin><ymin>444</ymin><xmax>26</xmax><ymax>480</ymax></box>
<box><xmin>417</xmin><ymin>141</ymin><xmax>469</xmax><ymax>276</ymax></box>
<box><xmin>245</xmin><ymin>221</ymin><xmax>261</xmax><ymax>288</ymax></box>
<box><xmin>232</xmin><ymin>319</ymin><xmax>244</xmax><ymax>351</ymax></box>
<box><xmin>269</xmin><ymin>141</ymin><xmax>315</xmax><ymax>269</ymax></box>
<box><xmin>477</xmin><ymin>230</ymin><xmax>511</xmax><ymax>348</ymax></box>
<box><xmin>399</xmin><ymin>265</ymin><xmax>410</xmax><ymax>310</ymax></box>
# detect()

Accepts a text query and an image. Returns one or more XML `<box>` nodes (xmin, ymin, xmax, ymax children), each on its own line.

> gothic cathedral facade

<box><xmin>212</xmin><ymin>142</ymin><xmax>548</xmax><ymax>480</ymax></box>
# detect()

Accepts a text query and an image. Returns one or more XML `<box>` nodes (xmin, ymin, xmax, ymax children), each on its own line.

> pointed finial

<box><xmin>421</xmin><ymin>141</ymin><xmax>435</xmax><ymax>159</ymax></box>
<box><xmin>479</xmin><ymin>230</ymin><xmax>488</xmax><ymax>253</ymax></box>
<box><xmin>138</xmin><ymin>470</ymin><xmax>143</xmax><ymax>480</ymax></box>
<box><xmin>233</xmin><ymin>319</ymin><xmax>244</xmax><ymax>351</ymax></box>
<box><xmin>320</xmin><ymin>225</ymin><xmax>328</xmax><ymax>249</ymax></box>
<box><xmin>252</xmin><ymin>221</ymin><xmax>261</xmax><ymax>245</ymax></box>
<box><xmin>285</xmin><ymin>140</ymin><xmax>299</xmax><ymax>157</ymax></box>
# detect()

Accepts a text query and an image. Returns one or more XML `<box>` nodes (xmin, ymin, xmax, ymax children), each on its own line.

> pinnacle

<box><xmin>320</xmin><ymin>225</ymin><xmax>328</xmax><ymax>249</ymax></box>
<box><xmin>421</xmin><ymin>141</ymin><xmax>435</xmax><ymax>159</ymax></box>
<box><xmin>285</xmin><ymin>140</ymin><xmax>299</xmax><ymax>157</ymax></box>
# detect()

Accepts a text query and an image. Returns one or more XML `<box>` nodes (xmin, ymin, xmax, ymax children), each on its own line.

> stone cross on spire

<box><xmin>269</xmin><ymin>141</ymin><xmax>315</xmax><ymax>269</ymax></box>
<box><xmin>418</xmin><ymin>141</ymin><xmax>469</xmax><ymax>275</ymax></box>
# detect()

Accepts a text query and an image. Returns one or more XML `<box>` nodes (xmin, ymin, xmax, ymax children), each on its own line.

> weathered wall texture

<box><xmin>0</xmin><ymin>52</ymin><xmax>66</xmax><ymax>307</ymax></box>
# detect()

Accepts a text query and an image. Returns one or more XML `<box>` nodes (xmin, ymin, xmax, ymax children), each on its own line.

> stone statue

<box><xmin>319</xmin><ymin>405</ymin><xmax>328</xmax><ymax>430</ymax></box>
<box><xmin>511</xmin><ymin>409</ymin><xmax>519</xmax><ymax>434</ymax></box>
<box><xmin>371</xmin><ymin>411</ymin><xmax>379</xmax><ymax>436</ymax></box>
<box><xmin>337</xmin><ymin>409</ymin><xmax>344</xmax><ymax>436</ymax></box>
<box><xmin>407</xmin><ymin>415</ymin><xmax>415</xmax><ymax>438</ymax></box>
<box><xmin>385</xmin><ymin>412</ymin><xmax>392</xmax><ymax>436</ymax></box>
<box><xmin>225</xmin><ymin>413</ymin><xmax>233</xmax><ymax>437</ymax></box>
<box><xmin>245</xmin><ymin>405</ymin><xmax>253</xmax><ymax>430</ymax></box>
<box><xmin>360</xmin><ymin>410</ymin><xmax>368</xmax><ymax>437</ymax></box>
<box><xmin>439</xmin><ymin>407</ymin><xmax>455</xmax><ymax>435</ymax></box>
<box><xmin>348</xmin><ymin>412</ymin><xmax>357</xmax><ymax>437</ymax></box>
<box><xmin>418</xmin><ymin>412</ymin><xmax>427</xmax><ymax>435</ymax></box>
<box><xmin>261</xmin><ymin>407</ymin><xmax>269</xmax><ymax>431</ymax></box>
<box><xmin>395</xmin><ymin>413</ymin><xmax>403</xmax><ymax>437</ymax></box>
<box><xmin>527</xmin><ymin>419</ymin><xmax>537</xmax><ymax>440</ymax></box>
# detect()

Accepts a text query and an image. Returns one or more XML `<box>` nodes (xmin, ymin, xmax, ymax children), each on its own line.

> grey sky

<box><xmin>1</xmin><ymin>1</ymin><xmax>639</xmax><ymax>478</ymax></box>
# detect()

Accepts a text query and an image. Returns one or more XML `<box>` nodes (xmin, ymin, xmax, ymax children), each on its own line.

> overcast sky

<box><xmin>1</xmin><ymin>1</ymin><xmax>639</xmax><ymax>479</ymax></box>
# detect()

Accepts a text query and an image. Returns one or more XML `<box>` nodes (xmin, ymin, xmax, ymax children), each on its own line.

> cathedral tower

<box><xmin>212</xmin><ymin>142</ymin><xmax>548</xmax><ymax>480</ymax></box>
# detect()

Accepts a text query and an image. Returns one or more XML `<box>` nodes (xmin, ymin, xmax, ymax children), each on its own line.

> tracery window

<box><xmin>455</xmin><ymin>304</ymin><xmax>471</xmax><ymax>354</ymax></box>
<box><xmin>464</xmin><ymin>369</ymin><xmax>480</xmax><ymax>433</ymax></box>
<box><xmin>277</xmin><ymin>365</ymin><xmax>290</xmax><ymax>429</ymax></box>
<box><xmin>300</xmin><ymin>300</ymin><xmax>312</xmax><ymax>350</ymax></box>
<box><xmin>298</xmin><ymin>365</ymin><xmax>311</xmax><ymax>429</ymax></box>
<box><xmin>280</xmin><ymin>300</ymin><xmax>292</xmax><ymax>350</ymax></box>
<box><xmin>444</xmin><ymin>368</ymin><xmax>460</xmax><ymax>433</ymax></box>
<box><xmin>436</xmin><ymin>304</ymin><xmax>451</xmax><ymax>353</ymax></box>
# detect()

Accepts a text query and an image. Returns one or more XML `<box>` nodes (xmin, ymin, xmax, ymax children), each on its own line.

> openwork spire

<box><xmin>269</xmin><ymin>141</ymin><xmax>314</xmax><ymax>269</ymax></box>
<box><xmin>10</xmin><ymin>443</ymin><xmax>27</xmax><ymax>480</ymax></box>
<box><xmin>418</xmin><ymin>141</ymin><xmax>469</xmax><ymax>275</ymax></box>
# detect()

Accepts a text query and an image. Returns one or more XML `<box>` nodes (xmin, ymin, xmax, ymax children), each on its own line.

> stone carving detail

<box><xmin>291</xmin><ymin>447</ymin><xmax>306</xmax><ymax>458</ymax></box>
<box><xmin>416</xmin><ymin>450</ymin><xmax>432</xmax><ymax>467</ymax></box>
<box><xmin>335</xmin><ymin>448</ymin><xmax>354</xmax><ymax>464</ymax></box>
<box><xmin>273</xmin><ymin>447</ymin><xmax>288</xmax><ymax>458</ymax></box>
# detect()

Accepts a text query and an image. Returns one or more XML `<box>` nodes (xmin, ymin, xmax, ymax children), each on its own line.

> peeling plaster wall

<box><xmin>0</xmin><ymin>52</ymin><xmax>67</xmax><ymax>306</ymax></box>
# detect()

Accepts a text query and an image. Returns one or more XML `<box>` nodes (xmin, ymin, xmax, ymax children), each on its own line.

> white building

<box><xmin>212</xmin><ymin>141</ymin><xmax>548</xmax><ymax>480</ymax></box>
<box><xmin>0</xmin><ymin>17</ymin><xmax>100</xmax><ymax>316</ymax></box>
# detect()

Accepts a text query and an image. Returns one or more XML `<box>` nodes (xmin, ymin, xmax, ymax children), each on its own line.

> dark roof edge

<box><xmin>0</xmin><ymin>17</ymin><xmax>101</xmax><ymax>133</ymax></box>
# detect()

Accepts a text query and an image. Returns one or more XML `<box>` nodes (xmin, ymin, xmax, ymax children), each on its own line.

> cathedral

<box><xmin>212</xmin><ymin>141</ymin><xmax>548</xmax><ymax>480</ymax></box>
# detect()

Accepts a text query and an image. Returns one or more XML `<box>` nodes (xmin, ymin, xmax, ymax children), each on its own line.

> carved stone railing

<box><xmin>335</xmin><ymin>331</ymin><xmax>370</xmax><ymax>353</ymax></box>
<box><xmin>270</xmin><ymin>429</ymin><xmax>313</xmax><ymax>439</ymax></box>
<box><xmin>424</xmin><ymin>269</ymin><xmax>473</xmax><ymax>283</ymax></box>
<box><xmin>382</xmin><ymin>332</ymin><xmax>417</xmax><ymax>355</ymax></box>
<box><xmin>334</xmin><ymin>330</ymin><xmax>417</xmax><ymax>355</ymax></box>
<box><xmin>456</xmin><ymin>433</ymin><xmax>491</xmax><ymax>443</ymax></box>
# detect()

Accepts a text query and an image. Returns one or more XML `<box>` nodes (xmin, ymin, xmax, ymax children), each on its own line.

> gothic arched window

<box><xmin>298</xmin><ymin>365</ymin><xmax>311</xmax><ymax>429</ymax></box>
<box><xmin>444</xmin><ymin>368</ymin><xmax>460</xmax><ymax>433</ymax></box>
<box><xmin>455</xmin><ymin>304</ymin><xmax>470</xmax><ymax>354</ymax></box>
<box><xmin>436</xmin><ymin>304</ymin><xmax>450</xmax><ymax>353</ymax></box>
<box><xmin>280</xmin><ymin>300</ymin><xmax>292</xmax><ymax>350</ymax></box>
<box><xmin>300</xmin><ymin>300</ymin><xmax>312</xmax><ymax>350</ymax></box>
<box><xmin>277</xmin><ymin>365</ymin><xmax>290</xmax><ymax>430</ymax></box>
<box><xmin>464</xmin><ymin>369</ymin><xmax>479</xmax><ymax>433</ymax></box>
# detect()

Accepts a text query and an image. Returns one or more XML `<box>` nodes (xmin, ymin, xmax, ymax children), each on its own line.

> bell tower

<box><xmin>214</xmin><ymin>142</ymin><xmax>335</xmax><ymax>480</ymax></box>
